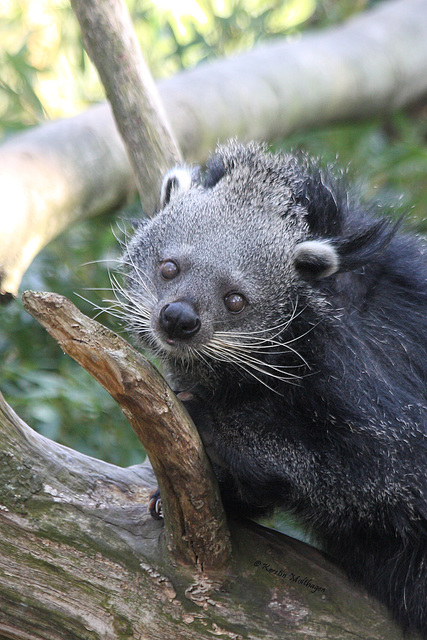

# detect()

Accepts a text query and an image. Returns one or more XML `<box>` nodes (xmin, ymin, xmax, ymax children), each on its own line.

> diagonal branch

<box><xmin>22</xmin><ymin>290</ymin><xmax>231</xmax><ymax>570</ymax></box>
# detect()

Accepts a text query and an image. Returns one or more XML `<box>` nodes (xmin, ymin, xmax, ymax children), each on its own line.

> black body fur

<box><xmin>121</xmin><ymin>142</ymin><xmax>427</xmax><ymax>637</ymax></box>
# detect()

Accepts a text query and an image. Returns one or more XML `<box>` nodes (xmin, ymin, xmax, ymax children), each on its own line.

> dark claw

<box><xmin>177</xmin><ymin>390</ymin><xmax>194</xmax><ymax>402</ymax></box>
<box><xmin>148</xmin><ymin>488</ymin><xmax>163</xmax><ymax>520</ymax></box>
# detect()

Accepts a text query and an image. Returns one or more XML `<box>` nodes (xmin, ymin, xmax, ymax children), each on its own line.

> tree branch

<box><xmin>1</xmin><ymin>0</ymin><xmax>427</xmax><ymax>297</ymax></box>
<box><xmin>0</xmin><ymin>104</ymin><xmax>133</xmax><ymax>299</ymax></box>
<box><xmin>21</xmin><ymin>290</ymin><xmax>231</xmax><ymax>570</ymax></box>
<box><xmin>70</xmin><ymin>0</ymin><xmax>182</xmax><ymax>214</ymax></box>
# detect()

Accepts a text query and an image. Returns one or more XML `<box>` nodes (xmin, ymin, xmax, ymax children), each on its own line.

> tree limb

<box><xmin>21</xmin><ymin>290</ymin><xmax>231</xmax><ymax>570</ymax></box>
<box><xmin>1</xmin><ymin>0</ymin><xmax>427</xmax><ymax>297</ymax></box>
<box><xmin>0</xmin><ymin>103</ymin><xmax>133</xmax><ymax>299</ymax></box>
<box><xmin>69</xmin><ymin>0</ymin><xmax>182</xmax><ymax>213</ymax></box>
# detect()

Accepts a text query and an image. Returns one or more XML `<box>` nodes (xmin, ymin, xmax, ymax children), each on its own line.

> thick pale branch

<box><xmin>70</xmin><ymin>0</ymin><xmax>182</xmax><ymax>213</ymax></box>
<box><xmin>2</xmin><ymin>0</ymin><xmax>427</xmax><ymax>297</ymax></box>
<box><xmin>0</xmin><ymin>104</ymin><xmax>133</xmax><ymax>299</ymax></box>
<box><xmin>21</xmin><ymin>290</ymin><xmax>231</xmax><ymax>570</ymax></box>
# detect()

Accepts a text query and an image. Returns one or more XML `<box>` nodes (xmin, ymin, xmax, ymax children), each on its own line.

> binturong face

<box><xmin>118</xmin><ymin>142</ymin><xmax>345</xmax><ymax>387</ymax></box>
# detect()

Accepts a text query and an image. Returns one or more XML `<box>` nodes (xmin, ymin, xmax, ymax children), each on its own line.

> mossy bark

<box><xmin>0</xmin><ymin>388</ymin><xmax>408</xmax><ymax>639</ymax></box>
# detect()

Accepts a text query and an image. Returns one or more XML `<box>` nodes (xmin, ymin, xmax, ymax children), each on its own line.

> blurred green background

<box><xmin>1</xmin><ymin>0</ymin><xmax>426</xmax><ymax>468</ymax></box>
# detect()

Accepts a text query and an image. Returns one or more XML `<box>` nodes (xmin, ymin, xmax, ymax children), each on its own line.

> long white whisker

<box><xmin>119</xmin><ymin>254</ymin><xmax>157</xmax><ymax>298</ymax></box>
<box><xmin>80</xmin><ymin>257</ymin><xmax>122</xmax><ymax>267</ymax></box>
<box><xmin>208</xmin><ymin>340</ymin><xmax>304</xmax><ymax>380</ymax></box>
<box><xmin>80</xmin><ymin>287</ymin><xmax>114</xmax><ymax>292</ymax></box>
<box><xmin>109</xmin><ymin>267</ymin><xmax>157</xmax><ymax>312</ymax></box>
<box><xmin>200</xmin><ymin>345</ymin><xmax>294</xmax><ymax>394</ymax></box>
<box><xmin>202</xmin><ymin>340</ymin><xmax>303</xmax><ymax>384</ymax></box>
<box><xmin>213</xmin><ymin>297</ymin><xmax>305</xmax><ymax>341</ymax></box>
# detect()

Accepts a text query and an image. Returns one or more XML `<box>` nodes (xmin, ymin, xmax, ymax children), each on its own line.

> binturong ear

<box><xmin>160</xmin><ymin>167</ymin><xmax>195</xmax><ymax>208</ymax></box>
<box><xmin>293</xmin><ymin>240</ymin><xmax>340</xmax><ymax>280</ymax></box>
<box><xmin>294</xmin><ymin>219</ymin><xmax>400</xmax><ymax>280</ymax></box>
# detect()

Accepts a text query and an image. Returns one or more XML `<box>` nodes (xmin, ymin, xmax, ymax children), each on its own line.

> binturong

<box><xmin>120</xmin><ymin>141</ymin><xmax>427</xmax><ymax>637</ymax></box>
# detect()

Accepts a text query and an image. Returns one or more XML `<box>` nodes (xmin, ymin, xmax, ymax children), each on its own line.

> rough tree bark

<box><xmin>0</xmin><ymin>291</ymin><xmax>410</xmax><ymax>639</ymax></box>
<box><xmin>1</xmin><ymin>0</ymin><xmax>427</xmax><ymax>297</ymax></box>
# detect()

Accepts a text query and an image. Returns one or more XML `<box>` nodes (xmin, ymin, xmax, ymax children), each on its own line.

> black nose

<box><xmin>159</xmin><ymin>300</ymin><xmax>201</xmax><ymax>340</ymax></box>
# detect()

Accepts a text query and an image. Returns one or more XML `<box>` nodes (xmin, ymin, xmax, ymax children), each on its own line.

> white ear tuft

<box><xmin>293</xmin><ymin>240</ymin><xmax>340</xmax><ymax>279</ymax></box>
<box><xmin>160</xmin><ymin>167</ymin><xmax>193</xmax><ymax>208</ymax></box>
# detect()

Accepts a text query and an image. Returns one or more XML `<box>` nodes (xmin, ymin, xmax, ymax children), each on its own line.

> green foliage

<box><xmin>0</xmin><ymin>35</ymin><xmax>47</xmax><ymax>131</ymax></box>
<box><xmin>0</xmin><ymin>0</ymin><xmax>426</xmax><ymax>468</ymax></box>
<box><xmin>133</xmin><ymin>0</ymin><xmax>371</xmax><ymax>77</ymax></box>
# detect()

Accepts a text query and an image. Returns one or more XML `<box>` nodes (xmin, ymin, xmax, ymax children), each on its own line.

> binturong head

<box><xmin>119</xmin><ymin>141</ymin><xmax>397</xmax><ymax>388</ymax></box>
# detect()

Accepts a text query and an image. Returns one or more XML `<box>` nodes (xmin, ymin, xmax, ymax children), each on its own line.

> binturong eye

<box><xmin>160</xmin><ymin>260</ymin><xmax>180</xmax><ymax>280</ymax></box>
<box><xmin>224</xmin><ymin>292</ymin><xmax>247</xmax><ymax>313</ymax></box>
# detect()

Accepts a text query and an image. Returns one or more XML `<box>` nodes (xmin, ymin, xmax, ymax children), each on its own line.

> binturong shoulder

<box><xmin>120</xmin><ymin>141</ymin><xmax>427</xmax><ymax>639</ymax></box>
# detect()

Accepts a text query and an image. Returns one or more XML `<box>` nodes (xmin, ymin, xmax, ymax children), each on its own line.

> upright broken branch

<box><xmin>22</xmin><ymin>290</ymin><xmax>231</xmax><ymax>570</ymax></box>
<box><xmin>70</xmin><ymin>0</ymin><xmax>182</xmax><ymax>213</ymax></box>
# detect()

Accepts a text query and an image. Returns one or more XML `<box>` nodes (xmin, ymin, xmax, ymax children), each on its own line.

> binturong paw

<box><xmin>147</xmin><ymin>392</ymin><xmax>196</xmax><ymax>521</ymax></box>
<box><xmin>148</xmin><ymin>487</ymin><xmax>163</xmax><ymax>520</ymax></box>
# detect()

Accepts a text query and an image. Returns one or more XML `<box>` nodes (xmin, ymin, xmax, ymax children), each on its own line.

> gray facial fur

<box><xmin>122</xmin><ymin>141</ymin><xmax>333</xmax><ymax>377</ymax></box>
